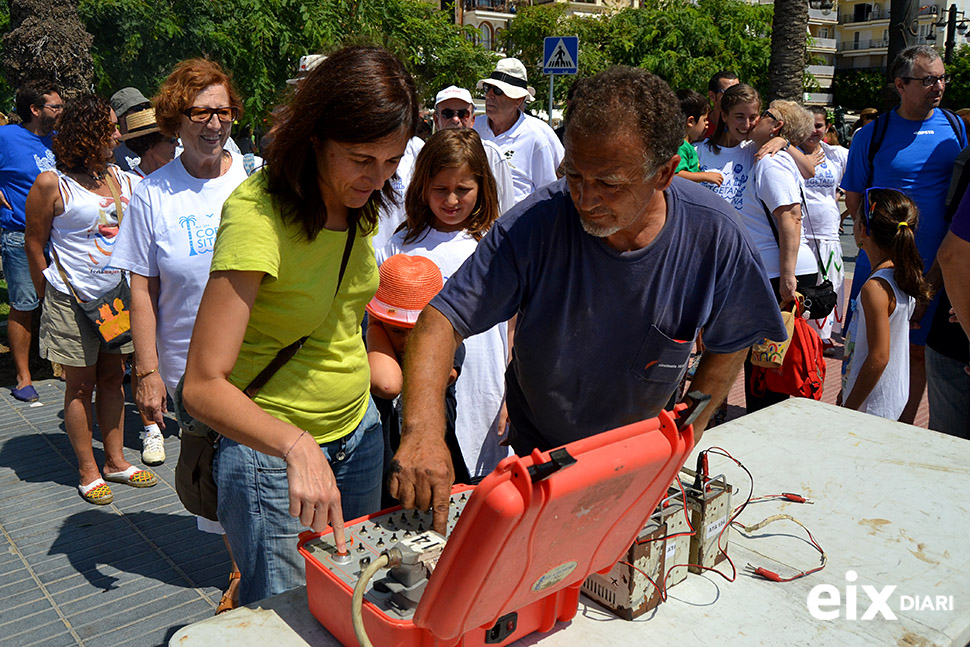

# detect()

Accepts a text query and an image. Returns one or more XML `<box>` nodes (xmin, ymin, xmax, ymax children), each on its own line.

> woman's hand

<box><xmin>285</xmin><ymin>430</ymin><xmax>346</xmax><ymax>550</ymax></box>
<box><xmin>135</xmin><ymin>371</ymin><xmax>168</xmax><ymax>426</ymax></box>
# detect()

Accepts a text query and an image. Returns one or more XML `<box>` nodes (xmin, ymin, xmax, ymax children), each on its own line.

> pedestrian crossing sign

<box><xmin>543</xmin><ymin>36</ymin><xmax>578</xmax><ymax>75</ymax></box>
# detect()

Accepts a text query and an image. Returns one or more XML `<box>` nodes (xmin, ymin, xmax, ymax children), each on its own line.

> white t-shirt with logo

<box><xmin>696</xmin><ymin>139</ymin><xmax>758</xmax><ymax>216</ymax></box>
<box><xmin>378</xmin><ymin>227</ymin><xmax>511</xmax><ymax>477</ymax></box>
<box><xmin>111</xmin><ymin>152</ymin><xmax>250</xmax><ymax>390</ymax></box>
<box><xmin>753</xmin><ymin>151</ymin><xmax>819</xmax><ymax>279</ymax></box>
<box><xmin>802</xmin><ymin>142</ymin><xmax>848</xmax><ymax>241</ymax></box>
<box><xmin>474</xmin><ymin>111</ymin><xmax>564</xmax><ymax>205</ymax></box>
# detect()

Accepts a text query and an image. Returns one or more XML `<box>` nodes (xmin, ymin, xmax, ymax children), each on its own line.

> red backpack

<box><xmin>751</xmin><ymin>313</ymin><xmax>826</xmax><ymax>400</ymax></box>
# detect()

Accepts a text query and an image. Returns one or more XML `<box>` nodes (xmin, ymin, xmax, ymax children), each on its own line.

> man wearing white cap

<box><xmin>434</xmin><ymin>85</ymin><xmax>515</xmax><ymax>215</ymax></box>
<box><xmin>473</xmin><ymin>58</ymin><xmax>564</xmax><ymax>205</ymax></box>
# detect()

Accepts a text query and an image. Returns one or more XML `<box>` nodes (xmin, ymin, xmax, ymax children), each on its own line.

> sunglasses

<box><xmin>761</xmin><ymin>109</ymin><xmax>779</xmax><ymax>122</ymax></box>
<box><xmin>861</xmin><ymin>186</ymin><xmax>891</xmax><ymax>235</ymax></box>
<box><xmin>182</xmin><ymin>106</ymin><xmax>239</xmax><ymax>124</ymax></box>
<box><xmin>439</xmin><ymin>108</ymin><xmax>471</xmax><ymax>120</ymax></box>
<box><xmin>484</xmin><ymin>84</ymin><xmax>505</xmax><ymax>98</ymax></box>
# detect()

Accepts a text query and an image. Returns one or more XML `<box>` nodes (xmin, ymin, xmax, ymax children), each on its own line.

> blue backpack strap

<box><xmin>243</xmin><ymin>152</ymin><xmax>256</xmax><ymax>176</ymax></box>
<box><xmin>866</xmin><ymin>111</ymin><xmax>891</xmax><ymax>183</ymax></box>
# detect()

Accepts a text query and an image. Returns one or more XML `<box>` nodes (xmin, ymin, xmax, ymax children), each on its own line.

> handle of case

<box><xmin>527</xmin><ymin>448</ymin><xmax>577</xmax><ymax>482</ymax></box>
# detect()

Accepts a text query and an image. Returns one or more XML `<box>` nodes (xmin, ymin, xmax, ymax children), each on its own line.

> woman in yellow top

<box><xmin>182</xmin><ymin>46</ymin><xmax>419</xmax><ymax>604</ymax></box>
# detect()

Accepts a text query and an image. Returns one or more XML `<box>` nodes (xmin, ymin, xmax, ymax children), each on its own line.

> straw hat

<box><xmin>119</xmin><ymin>107</ymin><xmax>161</xmax><ymax>141</ymax></box>
<box><xmin>365</xmin><ymin>254</ymin><xmax>443</xmax><ymax>327</ymax></box>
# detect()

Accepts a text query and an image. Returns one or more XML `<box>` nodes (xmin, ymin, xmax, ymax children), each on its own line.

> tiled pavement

<box><xmin>0</xmin><ymin>380</ymin><xmax>229</xmax><ymax>647</ymax></box>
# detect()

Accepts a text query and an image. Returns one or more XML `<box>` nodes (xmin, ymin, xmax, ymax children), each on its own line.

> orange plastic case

<box><xmin>299</xmin><ymin>408</ymin><xmax>693</xmax><ymax>647</ymax></box>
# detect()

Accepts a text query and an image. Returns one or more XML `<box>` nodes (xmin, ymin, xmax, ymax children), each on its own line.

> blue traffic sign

<box><xmin>543</xmin><ymin>36</ymin><xmax>578</xmax><ymax>75</ymax></box>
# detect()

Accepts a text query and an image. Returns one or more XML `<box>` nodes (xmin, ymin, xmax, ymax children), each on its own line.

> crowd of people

<box><xmin>1</xmin><ymin>42</ymin><xmax>968</xmax><ymax>612</ymax></box>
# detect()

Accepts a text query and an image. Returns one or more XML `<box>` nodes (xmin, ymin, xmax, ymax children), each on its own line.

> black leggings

<box><xmin>743</xmin><ymin>273</ymin><xmax>818</xmax><ymax>413</ymax></box>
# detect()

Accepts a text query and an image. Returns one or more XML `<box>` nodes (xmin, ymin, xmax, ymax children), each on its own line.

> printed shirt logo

<box><xmin>84</xmin><ymin>196</ymin><xmax>126</xmax><ymax>268</ymax></box>
<box><xmin>35</xmin><ymin>149</ymin><xmax>55</xmax><ymax>173</ymax></box>
<box><xmin>178</xmin><ymin>213</ymin><xmax>219</xmax><ymax>257</ymax></box>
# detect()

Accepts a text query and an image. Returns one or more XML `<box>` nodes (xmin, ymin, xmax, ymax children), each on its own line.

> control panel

<box><xmin>301</xmin><ymin>488</ymin><xmax>473</xmax><ymax>620</ymax></box>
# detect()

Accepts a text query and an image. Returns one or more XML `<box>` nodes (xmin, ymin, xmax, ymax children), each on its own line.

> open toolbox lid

<box><xmin>411</xmin><ymin>406</ymin><xmax>694</xmax><ymax>642</ymax></box>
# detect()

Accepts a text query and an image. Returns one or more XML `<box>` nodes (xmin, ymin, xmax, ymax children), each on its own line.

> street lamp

<box><xmin>928</xmin><ymin>3</ymin><xmax>970</xmax><ymax>63</ymax></box>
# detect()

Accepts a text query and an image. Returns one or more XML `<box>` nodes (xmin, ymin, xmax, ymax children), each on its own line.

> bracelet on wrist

<box><xmin>283</xmin><ymin>429</ymin><xmax>308</xmax><ymax>461</ymax></box>
<box><xmin>136</xmin><ymin>367</ymin><xmax>158</xmax><ymax>379</ymax></box>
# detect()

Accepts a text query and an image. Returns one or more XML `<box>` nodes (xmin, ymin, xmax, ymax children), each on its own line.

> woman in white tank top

<box><xmin>24</xmin><ymin>94</ymin><xmax>154</xmax><ymax>506</ymax></box>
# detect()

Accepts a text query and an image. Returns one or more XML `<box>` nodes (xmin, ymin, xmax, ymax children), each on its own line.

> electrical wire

<box><xmin>352</xmin><ymin>553</ymin><xmax>390</xmax><ymax>647</ymax></box>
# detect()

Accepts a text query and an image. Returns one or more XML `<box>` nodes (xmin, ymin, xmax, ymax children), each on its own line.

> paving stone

<box><xmin>3</xmin><ymin>614</ymin><xmax>73</xmax><ymax>647</ymax></box>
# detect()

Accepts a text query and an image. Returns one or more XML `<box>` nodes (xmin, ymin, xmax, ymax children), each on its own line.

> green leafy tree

<box><xmin>944</xmin><ymin>44</ymin><xmax>970</xmax><ymax>109</ymax></box>
<box><xmin>77</xmin><ymin>0</ymin><xmax>494</xmax><ymax>135</ymax></box>
<box><xmin>498</xmin><ymin>0</ymin><xmax>773</xmax><ymax>112</ymax></box>
<box><xmin>831</xmin><ymin>68</ymin><xmax>885</xmax><ymax>111</ymax></box>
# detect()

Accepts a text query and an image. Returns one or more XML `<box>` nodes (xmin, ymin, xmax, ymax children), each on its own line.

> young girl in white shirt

<box><xmin>378</xmin><ymin>128</ymin><xmax>511</xmax><ymax>478</ymax></box>
<box><xmin>841</xmin><ymin>188</ymin><xmax>929</xmax><ymax>419</ymax></box>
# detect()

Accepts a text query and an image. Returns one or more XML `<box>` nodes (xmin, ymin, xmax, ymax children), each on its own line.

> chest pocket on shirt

<box><xmin>632</xmin><ymin>324</ymin><xmax>694</xmax><ymax>385</ymax></box>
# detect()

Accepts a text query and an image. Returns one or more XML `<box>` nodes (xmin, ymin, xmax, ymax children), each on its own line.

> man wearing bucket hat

<box><xmin>110</xmin><ymin>87</ymin><xmax>152</xmax><ymax>173</ymax></box>
<box><xmin>433</xmin><ymin>85</ymin><xmax>515</xmax><ymax>215</ymax></box>
<box><xmin>473</xmin><ymin>58</ymin><xmax>563</xmax><ymax>205</ymax></box>
<box><xmin>390</xmin><ymin>66</ymin><xmax>786</xmax><ymax>533</ymax></box>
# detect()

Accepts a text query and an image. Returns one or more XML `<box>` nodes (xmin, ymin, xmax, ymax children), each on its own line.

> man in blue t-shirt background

<box><xmin>387</xmin><ymin>67</ymin><xmax>786</xmax><ymax>534</ymax></box>
<box><xmin>842</xmin><ymin>45</ymin><xmax>966</xmax><ymax>424</ymax></box>
<box><xmin>0</xmin><ymin>80</ymin><xmax>60</xmax><ymax>402</ymax></box>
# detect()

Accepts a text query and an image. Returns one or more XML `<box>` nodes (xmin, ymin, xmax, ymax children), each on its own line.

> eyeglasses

<box><xmin>901</xmin><ymin>73</ymin><xmax>950</xmax><ymax>87</ymax></box>
<box><xmin>43</xmin><ymin>104</ymin><xmax>63</xmax><ymax>112</ymax></box>
<box><xmin>483</xmin><ymin>84</ymin><xmax>505</xmax><ymax>98</ymax></box>
<box><xmin>761</xmin><ymin>109</ymin><xmax>779</xmax><ymax>122</ymax></box>
<box><xmin>182</xmin><ymin>106</ymin><xmax>239</xmax><ymax>123</ymax></box>
<box><xmin>439</xmin><ymin>108</ymin><xmax>471</xmax><ymax>120</ymax></box>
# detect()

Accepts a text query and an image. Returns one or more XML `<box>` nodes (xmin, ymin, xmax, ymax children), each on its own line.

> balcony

<box><xmin>839</xmin><ymin>38</ymin><xmax>888</xmax><ymax>51</ymax></box>
<box><xmin>807</xmin><ymin>64</ymin><xmax>836</xmax><ymax>77</ymax></box>
<box><xmin>804</xmin><ymin>92</ymin><xmax>834</xmax><ymax>105</ymax></box>
<box><xmin>839</xmin><ymin>10</ymin><xmax>889</xmax><ymax>23</ymax></box>
<box><xmin>464</xmin><ymin>0</ymin><xmax>514</xmax><ymax>12</ymax></box>
<box><xmin>809</xmin><ymin>7</ymin><xmax>837</xmax><ymax>22</ymax></box>
<box><xmin>808</xmin><ymin>36</ymin><xmax>837</xmax><ymax>50</ymax></box>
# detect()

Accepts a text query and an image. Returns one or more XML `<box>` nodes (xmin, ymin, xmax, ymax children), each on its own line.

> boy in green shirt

<box><xmin>675</xmin><ymin>89</ymin><xmax>724</xmax><ymax>186</ymax></box>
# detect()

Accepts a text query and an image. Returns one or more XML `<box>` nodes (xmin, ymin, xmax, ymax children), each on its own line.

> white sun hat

<box><xmin>476</xmin><ymin>58</ymin><xmax>536</xmax><ymax>102</ymax></box>
<box><xmin>287</xmin><ymin>54</ymin><xmax>327</xmax><ymax>85</ymax></box>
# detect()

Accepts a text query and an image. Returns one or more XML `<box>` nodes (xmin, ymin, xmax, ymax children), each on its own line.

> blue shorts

<box><xmin>1</xmin><ymin>229</ymin><xmax>40</xmax><ymax>311</ymax></box>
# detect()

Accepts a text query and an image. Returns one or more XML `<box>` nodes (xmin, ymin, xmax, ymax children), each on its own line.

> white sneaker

<box><xmin>142</xmin><ymin>431</ymin><xmax>166</xmax><ymax>466</ymax></box>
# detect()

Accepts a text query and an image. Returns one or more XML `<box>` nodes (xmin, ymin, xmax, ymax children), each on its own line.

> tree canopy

<box><xmin>75</xmin><ymin>0</ymin><xmax>495</xmax><ymax>134</ymax></box>
<box><xmin>499</xmin><ymin>0</ymin><xmax>774</xmax><ymax>109</ymax></box>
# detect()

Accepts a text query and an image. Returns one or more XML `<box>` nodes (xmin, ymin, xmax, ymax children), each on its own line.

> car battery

<box><xmin>658</xmin><ymin>486</ymin><xmax>691</xmax><ymax>588</ymax></box>
<box><xmin>582</xmin><ymin>516</ymin><xmax>667</xmax><ymax>619</ymax></box>
<box><xmin>684</xmin><ymin>471</ymin><xmax>733</xmax><ymax>573</ymax></box>
<box><xmin>299</xmin><ymin>406</ymin><xmax>695</xmax><ymax>647</ymax></box>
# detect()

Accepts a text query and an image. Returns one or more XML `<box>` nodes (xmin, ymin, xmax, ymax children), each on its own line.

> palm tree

<box><xmin>766</xmin><ymin>0</ymin><xmax>810</xmax><ymax>102</ymax></box>
<box><xmin>179</xmin><ymin>215</ymin><xmax>198</xmax><ymax>256</ymax></box>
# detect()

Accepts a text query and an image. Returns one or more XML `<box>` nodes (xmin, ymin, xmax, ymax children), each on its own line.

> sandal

<box><xmin>216</xmin><ymin>571</ymin><xmax>241</xmax><ymax>615</ymax></box>
<box><xmin>104</xmin><ymin>465</ymin><xmax>157</xmax><ymax>488</ymax></box>
<box><xmin>78</xmin><ymin>478</ymin><xmax>113</xmax><ymax>505</ymax></box>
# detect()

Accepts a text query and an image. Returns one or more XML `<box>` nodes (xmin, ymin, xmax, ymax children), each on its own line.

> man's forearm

<box><xmin>401</xmin><ymin>306</ymin><xmax>463</xmax><ymax>442</ymax></box>
<box><xmin>685</xmin><ymin>348</ymin><xmax>747</xmax><ymax>445</ymax></box>
<box><xmin>938</xmin><ymin>231</ymin><xmax>970</xmax><ymax>340</ymax></box>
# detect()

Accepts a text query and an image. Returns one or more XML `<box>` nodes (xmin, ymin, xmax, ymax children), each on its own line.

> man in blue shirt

<box><xmin>843</xmin><ymin>45</ymin><xmax>965</xmax><ymax>424</ymax></box>
<box><xmin>388</xmin><ymin>67</ymin><xmax>786</xmax><ymax>533</ymax></box>
<box><xmin>0</xmin><ymin>81</ymin><xmax>60</xmax><ymax>401</ymax></box>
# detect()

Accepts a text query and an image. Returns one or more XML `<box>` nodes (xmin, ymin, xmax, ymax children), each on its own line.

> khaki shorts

<box><xmin>39</xmin><ymin>286</ymin><xmax>133</xmax><ymax>367</ymax></box>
